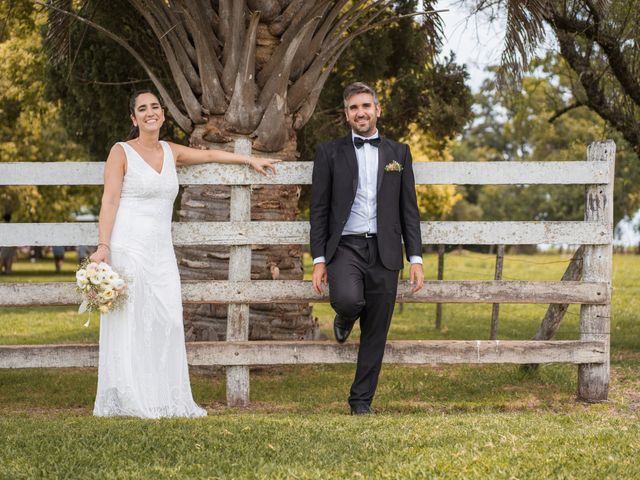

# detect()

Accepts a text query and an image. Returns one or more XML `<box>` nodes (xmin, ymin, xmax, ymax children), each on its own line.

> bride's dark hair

<box><xmin>127</xmin><ymin>89</ymin><xmax>162</xmax><ymax>140</ymax></box>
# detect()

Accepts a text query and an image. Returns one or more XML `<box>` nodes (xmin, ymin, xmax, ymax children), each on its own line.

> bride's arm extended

<box><xmin>168</xmin><ymin>142</ymin><xmax>280</xmax><ymax>176</ymax></box>
<box><xmin>90</xmin><ymin>145</ymin><xmax>126</xmax><ymax>263</ymax></box>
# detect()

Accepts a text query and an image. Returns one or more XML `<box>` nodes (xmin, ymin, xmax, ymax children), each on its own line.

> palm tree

<box><xmin>44</xmin><ymin>0</ymin><xmax>441</xmax><ymax>341</ymax></box>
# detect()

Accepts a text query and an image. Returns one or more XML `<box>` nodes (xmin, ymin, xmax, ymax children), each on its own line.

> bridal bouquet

<box><xmin>76</xmin><ymin>261</ymin><xmax>128</xmax><ymax>315</ymax></box>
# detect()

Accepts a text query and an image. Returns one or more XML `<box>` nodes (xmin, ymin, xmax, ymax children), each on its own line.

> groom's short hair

<box><xmin>343</xmin><ymin>82</ymin><xmax>379</xmax><ymax>107</ymax></box>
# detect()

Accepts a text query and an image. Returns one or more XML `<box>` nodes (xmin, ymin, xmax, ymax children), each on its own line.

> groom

<box><xmin>310</xmin><ymin>82</ymin><xmax>424</xmax><ymax>415</ymax></box>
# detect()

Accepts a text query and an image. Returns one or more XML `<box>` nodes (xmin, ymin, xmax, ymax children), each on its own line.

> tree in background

<box><xmin>452</xmin><ymin>53</ymin><xmax>640</xmax><ymax>228</ymax></box>
<box><xmin>0</xmin><ymin>2</ymin><xmax>96</xmax><ymax>222</ymax></box>
<box><xmin>402</xmin><ymin>123</ymin><xmax>463</xmax><ymax>221</ymax></box>
<box><xmin>43</xmin><ymin>0</ymin><xmax>472</xmax><ymax>341</ymax></box>
<box><xmin>44</xmin><ymin>0</ymin><xmax>186</xmax><ymax>161</ymax></box>
<box><xmin>467</xmin><ymin>0</ymin><xmax>640</xmax><ymax>157</ymax></box>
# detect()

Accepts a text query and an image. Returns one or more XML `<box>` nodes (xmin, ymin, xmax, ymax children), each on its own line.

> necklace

<box><xmin>135</xmin><ymin>138</ymin><xmax>161</xmax><ymax>151</ymax></box>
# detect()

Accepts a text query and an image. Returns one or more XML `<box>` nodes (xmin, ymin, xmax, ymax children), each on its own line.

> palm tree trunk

<box><xmin>177</xmin><ymin>123</ymin><xmax>317</xmax><ymax>341</ymax></box>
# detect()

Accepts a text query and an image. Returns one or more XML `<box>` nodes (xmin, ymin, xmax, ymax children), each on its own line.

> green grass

<box><xmin>2</xmin><ymin>413</ymin><xmax>639</xmax><ymax>479</ymax></box>
<box><xmin>0</xmin><ymin>306</ymin><xmax>100</xmax><ymax>345</ymax></box>
<box><xmin>0</xmin><ymin>253</ymin><xmax>99</xmax><ymax>344</ymax></box>
<box><xmin>1</xmin><ymin>252</ymin><xmax>639</xmax><ymax>479</ymax></box>
<box><xmin>0</xmin><ymin>251</ymin><xmax>78</xmax><ymax>283</ymax></box>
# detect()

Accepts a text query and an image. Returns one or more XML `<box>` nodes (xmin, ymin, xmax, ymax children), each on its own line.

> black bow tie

<box><xmin>353</xmin><ymin>136</ymin><xmax>381</xmax><ymax>149</ymax></box>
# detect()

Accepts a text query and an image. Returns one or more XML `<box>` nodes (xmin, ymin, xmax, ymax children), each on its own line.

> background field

<box><xmin>1</xmin><ymin>251</ymin><xmax>638</xmax><ymax>479</ymax></box>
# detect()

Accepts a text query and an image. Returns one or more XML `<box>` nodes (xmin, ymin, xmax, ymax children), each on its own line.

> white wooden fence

<box><xmin>0</xmin><ymin>140</ymin><xmax>615</xmax><ymax>405</ymax></box>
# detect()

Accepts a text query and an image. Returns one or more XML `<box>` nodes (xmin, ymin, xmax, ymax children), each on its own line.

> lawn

<box><xmin>0</xmin><ymin>251</ymin><xmax>638</xmax><ymax>479</ymax></box>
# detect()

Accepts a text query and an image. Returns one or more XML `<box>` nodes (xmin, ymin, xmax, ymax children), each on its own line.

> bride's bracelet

<box><xmin>97</xmin><ymin>243</ymin><xmax>110</xmax><ymax>251</ymax></box>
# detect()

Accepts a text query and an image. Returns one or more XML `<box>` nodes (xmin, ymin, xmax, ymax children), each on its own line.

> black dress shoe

<box><xmin>350</xmin><ymin>404</ymin><xmax>374</xmax><ymax>415</ymax></box>
<box><xmin>333</xmin><ymin>314</ymin><xmax>356</xmax><ymax>344</ymax></box>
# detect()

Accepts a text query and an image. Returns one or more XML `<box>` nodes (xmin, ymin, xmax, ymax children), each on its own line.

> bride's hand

<box><xmin>248</xmin><ymin>157</ymin><xmax>280</xmax><ymax>176</ymax></box>
<box><xmin>89</xmin><ymin>245</ymin><xmax>110</xmax><ymax>264</ymax></box>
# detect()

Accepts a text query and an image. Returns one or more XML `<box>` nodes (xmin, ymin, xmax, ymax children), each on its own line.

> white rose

<box><xmin>100</xmin><ymin>288</ymin><xmax>115</xmax><ymax>301</ymax></box>
<box><xmin>89</xmin><ymin>273</ymin><xmax>101</xmax><ymax>285</ymax></box>
<box><xmin>76</xmin><ymin>269</ymin><xmax>87</xmax><ymax>287</ymax></box>
<box><xmin>112</xmin><ymin>278</ymin><xmax>125</xmax><ymax>290</ymax></box>
<box><xmin>98</xmin><ymin>262</ymin><xmax>110</xmax><ymax>273</ymax></box>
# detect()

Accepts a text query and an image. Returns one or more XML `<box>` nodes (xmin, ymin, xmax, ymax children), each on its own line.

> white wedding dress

<box><xmin>93</xmin><ymin>141</ymin><xmax>207</xmax><ymax>418</ymax></box>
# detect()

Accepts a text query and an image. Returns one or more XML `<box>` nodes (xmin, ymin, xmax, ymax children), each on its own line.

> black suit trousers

<box><xmin>327</xmin><ymin>235</ymin><xmax>399</xmax><ymax>407</ymax></box>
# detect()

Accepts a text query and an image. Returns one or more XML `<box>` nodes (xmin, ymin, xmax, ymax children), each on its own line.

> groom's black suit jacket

<box><xmin>310</xmin><ymin>134</ymin><xmax>422</xmax><ymax>271</ymax></box>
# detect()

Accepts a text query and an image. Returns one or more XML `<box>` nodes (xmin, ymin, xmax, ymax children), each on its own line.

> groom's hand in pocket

<box><xmin>312</xmin><ymin>263</ymin><xmax>328</xmax><ymax>295</ymax></box>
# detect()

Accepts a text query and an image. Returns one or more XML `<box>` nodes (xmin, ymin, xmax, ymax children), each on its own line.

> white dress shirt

<box><xmin>343</xmin><ymin>130</ymin><xmax>380</xmax><ymax>236</ymax></box>
<box><xmin>313</xmin><ymin>130</ymin><xmax>422</xmax><ymax>266</ymax></box>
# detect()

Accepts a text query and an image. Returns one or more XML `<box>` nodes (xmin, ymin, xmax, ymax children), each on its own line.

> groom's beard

<box><xmin>350</xmin><ymin>117</ymin><xmax>377</xmax><ymax>137</ymax></box>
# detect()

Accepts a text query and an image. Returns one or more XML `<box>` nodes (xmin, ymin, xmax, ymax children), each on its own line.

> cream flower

<box><xmin>100</xmin><ymin>288</ymin><xmax>115</xmax><ymax>301</ymax></box>
<box><xmin>77</xmin><ymin>262</ymin><xmax>127</xmax><ymax>315</ymax></box>
<box><xmin>106</xmin><ymin>272</ymin><xmax>118</xmax><ymax>284</ymax></box>
<box><xmin>98</xmin><ymin>262</ymin><xmax>110</xmax><ymax>274</ymax></box>
<box><xmin>76</xmin><ymin>269</ymin><xmax>87</xmax><ymax>287</ymax></box>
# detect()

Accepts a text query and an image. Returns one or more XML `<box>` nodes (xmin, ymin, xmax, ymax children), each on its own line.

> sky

<box><xmin>434</xmin><ymin>0</ymin><xmax>506</xmax><ymax>91</ymax></box>
<box><xmin>433</xmin><ymin>1</ymin><xmax>558</xmax><ymax>91</ymax></box>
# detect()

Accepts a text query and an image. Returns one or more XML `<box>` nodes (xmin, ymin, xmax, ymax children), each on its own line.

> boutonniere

<box><xmin>384</xmin><ymin>160</ymin><xmax>402</xmax><ymax>172</ymax></box>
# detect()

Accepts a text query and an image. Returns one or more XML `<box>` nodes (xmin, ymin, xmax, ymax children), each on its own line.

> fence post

<box><xmin>578</xmin><ymin>140</ymin><xmax>615</xmax><ymax>402</ymax></box>
<box><xmin>226</xmin><ymin>138</ymin><xmax>252</xmax><ymax>407</ymax></box>
<box><xmin>490</xmin><ymin>244</ymin><xmax>504</xmax><ymax>340</ymax></box>
<box><xmin>435</xmin><ymin>244</ymin><xmax>445</xmax><ymax>330</ymax></box>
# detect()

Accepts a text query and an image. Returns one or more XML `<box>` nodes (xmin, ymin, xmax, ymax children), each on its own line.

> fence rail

<box><xmin>0</xmin><ymin>140</ymin><xmax>616</xmax><ymax>404</ymax></box>
<box><xmin>0</xmin><ymin>340</ymin><xmax>606</xmax><ymax>369</ymax></box>
<box><xmin>0</xmin><ymin>221</ymin><xmax>611</xmax><ymax>246</ymax></box>
<box><xmin>0</xmin><ymin>280</ymin><xmax>609</xmax><ymax>307</ymax></box>
<box><xmin>0</xmin><ymin>161</ymin><xmax>611</xmax><ymax>186</ymax></box>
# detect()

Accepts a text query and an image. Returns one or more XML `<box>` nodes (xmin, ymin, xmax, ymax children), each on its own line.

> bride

<box><xmin>89</xmin><ymin>90</ymin><xmax>278</xmax><ymax>418</ymax></box>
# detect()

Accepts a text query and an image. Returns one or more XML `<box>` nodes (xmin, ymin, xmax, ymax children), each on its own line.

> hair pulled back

<box><xmin>127</xmin><ymin>89</ymin><xmax>162</xmax><ymax>140</ymax></box>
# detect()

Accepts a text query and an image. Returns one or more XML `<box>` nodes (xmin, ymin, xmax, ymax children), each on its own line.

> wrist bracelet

<box><xmin>97</xmin><ymin>243</ymin><xmax>110</xmax><ymax>250</ymax></box>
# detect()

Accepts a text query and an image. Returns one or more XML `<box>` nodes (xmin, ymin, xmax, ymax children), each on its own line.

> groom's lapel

<box><xmin>340</xmin><ymin>135</ymin><xmax>359</xmax><ymax>195</ymax></box>
<box><xmin>377</xmin><ymin>137</ymin><xmax>391</xmax><ymax>193</ymax></box>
